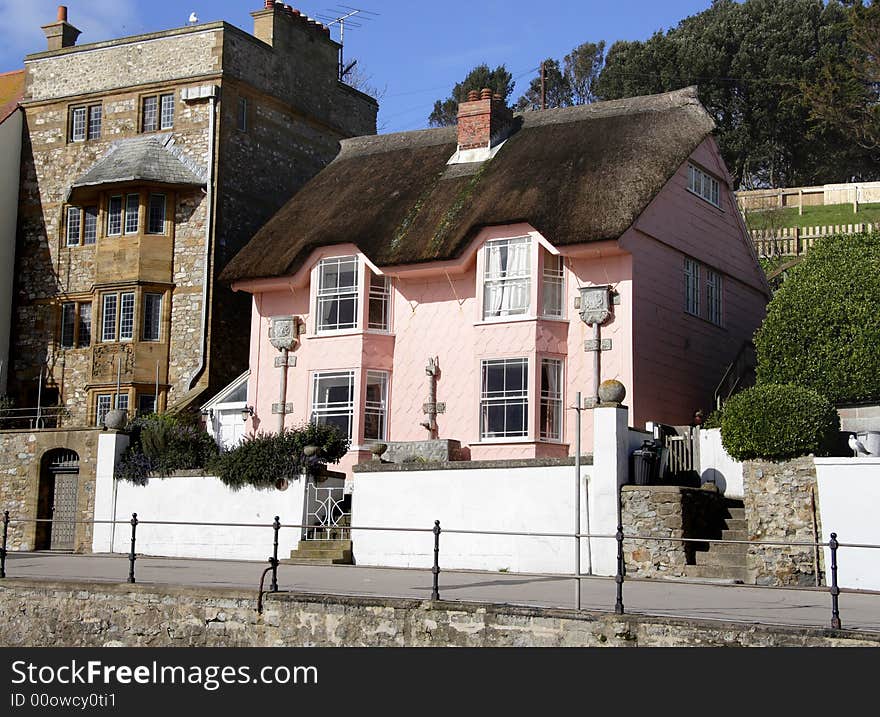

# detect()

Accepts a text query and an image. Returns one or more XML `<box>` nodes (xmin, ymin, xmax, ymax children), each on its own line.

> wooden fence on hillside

<box><xmin>750</xmin><ymin>223</ymin><xmax>875</xmax><ymax>257</ymax></box>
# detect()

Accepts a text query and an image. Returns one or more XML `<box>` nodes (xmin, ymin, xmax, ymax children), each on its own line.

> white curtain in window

<box><xmin>485</xmin><ymin>239</ymin><xmax>530</xmax><ymax>317</ymax></box>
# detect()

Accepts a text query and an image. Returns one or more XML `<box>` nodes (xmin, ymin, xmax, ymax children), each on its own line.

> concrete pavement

<box><xmin>5</xmin><ymin>551</ymin><xmax>879</xmax><ymax>633</ymax></box>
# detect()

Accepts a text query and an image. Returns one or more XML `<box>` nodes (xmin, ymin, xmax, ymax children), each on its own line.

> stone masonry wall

<box><xmin>743</xmin><ymin>457</ymin><xmax>824</xmax><ymax>586</ymax></box>
<box><xmin>621</xmin><ymin>485</ymin><xmax>725</xmax><ymax>578</ymax></box>
<box><xmin>0</xmin><ymin>580</ymin><xmax>875</xmax><ymax>647</ymax></box>
<box><xmin>0</xmin><ymin>429</ymin><xmax>99</xmax><ymax>551</ymax></box>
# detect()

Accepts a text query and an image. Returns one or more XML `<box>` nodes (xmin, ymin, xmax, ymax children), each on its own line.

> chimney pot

<box><xmin>466</xmin><ymin>90</ymin><xmax>479</xmax><ymax>102</ymax></box>
<box><xmin>57</xmin><ymin>5</ymin><xmax>68</xmax><ymax>22</ymax></box>
<box><xmin>264</xmin><ymin>0</ymin><xmax>275</xmax><ymax>8</ymax></box>
<box><xmin>480</xmin><ymin>88</ymin><xmax>493</xmax><ymax>100</ymax></box>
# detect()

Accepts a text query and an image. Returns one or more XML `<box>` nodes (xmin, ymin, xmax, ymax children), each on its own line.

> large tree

<box><xmin>595</xmin><ymin>0</ymin><xmax>874</xmax><ymax>189</ymax></box>
<box><xmin>428</xmin><ymin>64</ymin><xmax>515</xmax><ymax>127</ymax></box>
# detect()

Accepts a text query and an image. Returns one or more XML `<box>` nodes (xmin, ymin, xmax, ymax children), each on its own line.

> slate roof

<box><xmin>220</xmin><ymin>87</ymin><xmax>716</xmax><ymax>284</ymax></box>
<box><xmin>0</xmin><ymin>69</ymin><xmax>25</xmax><ymax>124</ymax></box>
<box><xmin>69</xmin><ymin>133</ymin><xmax>206</xmax><ymax>194</ymax></box>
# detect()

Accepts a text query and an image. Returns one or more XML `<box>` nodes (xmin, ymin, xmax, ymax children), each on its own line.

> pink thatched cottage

<box><xmin>219</xmin><ymin>86</ymin><xmax>769</xmax><ymax>482</ymax></box>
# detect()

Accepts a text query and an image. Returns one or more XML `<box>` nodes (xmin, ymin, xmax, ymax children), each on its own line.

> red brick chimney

<box><xmin>42</xmin><ymin>5</ymin><xmax>81</xmax><ymax>51</ymax></box>
<box><xmin>456</xmin><ymin>87</ymin><xmax>514</xmax><ymax>151</ymax></box>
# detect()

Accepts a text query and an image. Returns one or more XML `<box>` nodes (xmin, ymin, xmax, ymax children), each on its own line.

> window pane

<box><xmin>540</xmin><ymin>358</ymin><xmax>562</xmax><ymax>441</ymax></box>
<box><xmin>115</xmin><ymin>392</ymin><xmax>129</xmax><ymax>413</ymax></box>
<box><xmin>483</xmin><ymin>237</ymin><xmax>531</xmax><ymax>319</ymax></box>
<box><xmin>160</xmin><ymin>94</ymin><xmax>174</xmax><ymax>130</ymax></box>
<box><xmin>124</xmin><ymin>194</ymin><xmax>139</xmax><ymax>234</ymax></box>
<box><xmin>542</xmin><ymin>252</ymin><xmax>564</xmax><ymax>317</ymax></box>
<box><xmin>311</xmin><ymin>371</ymin><xmax>355</xmax><ymax>440</ymax></box>
<box><xmin>119</xmin><ymin>292</ymin><xmax>135</xmax><ymax>340</ymax></box>
<box><xmin>148</xmin><ymin>194</ymin><xmax>166</xmax><ymax>234</ymax></box>
<box><xmin>77</xmin><ymin>303</ymin><xmax>92</xmax><ymax>348</ymax></box>
<box><xmin>684</xmin><ymin>259</ymin><xmax>700</xmax><ymax>316</ymax></box>
<box><xmin>368</xmin><ymin>272</ymin><xmax>390</xmax><ymax>330</ymax></box>
<box><xmin>138</xmin><ymin>394</ymin><xmax>156</xmax><ymax>415</ymax></box>
<box><xmin>66</xmin><ymin>207</ymin><xmax>80</xmax><ymax>246</ymax></box>
<box><xmin>480</xmin><ymin>358</ymin><xmax>528</xmax><ymax>439</ymax></box>
<box><xmin>107</xmin><ymin>196</ymin><xmax>122</xmax><ymax>236</ymax></box>
<box><xmin>237</xmin><ymin>97</ymin><xmax>248</xmax><ymax>131</ymax></box>
<box><xmin>317</xmin><ymin>257</ymin><xmax>360</xmax><ymax>332</ymax></box>
<box><xmin>71</xmin><ymin>107</ymin><xmax>86</xmax><ymax>141</ymax></box>
<box><xmin>142</xmin><ymin>96</ymin><xmax>158</xmax><ymax>132</ymax></box>
<box><xmin>102</xmin><ymin>294</ymin><xmax>117</xmax><ymax>341</ymax></box>
<box><xmin>364</xmin><ymin>371</ymin><xmax>388</xmax><ymax>441</ymax></box>
<box><xmin>60</xmin><ymin>303</ymin><xmax>75</xmax><ymax>348</ymax></box>
<box><xmin>96</xmin><ymin>394</ymin><xmax>112</xmax><ymax>426</ymax></box>
<box><xmin>88</xmin><ymin>105</ymin><xmax>102</xmax><ymax>140</ymax></box>
<box><xmin>142</xmin><ymin>293</ymin><xmax>162</xmax><ymax>341</ymax></box>
<box><xmin>83</xmin><ymin>206</ymin><xmax>98</xmax><ymax>244</ymax></box>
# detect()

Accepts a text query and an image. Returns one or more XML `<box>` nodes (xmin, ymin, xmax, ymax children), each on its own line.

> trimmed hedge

<box><xmin>755</xmin><ymin>232</ymin><xmax>880</xmax><ymax>403</ymax></box>
<box><xmin>212</xmin><ymin>422</ymin><xmax>349</xmax><ymax>491</ymax></box>
<box><xmin>720</xmin><ymin>383</ymin><xmax>839</xmax><ymax>461</ymax></box>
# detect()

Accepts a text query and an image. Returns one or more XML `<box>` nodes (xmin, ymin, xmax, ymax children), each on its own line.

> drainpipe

<box><xmin>188</xmin><ymin>89</ymin><xmax>219</xmax><ymax>392</ymax></box>
<box><xmin>277</xmin><ymin>347</ymin><xmax>288</xmax><ymax>434</ymax></box>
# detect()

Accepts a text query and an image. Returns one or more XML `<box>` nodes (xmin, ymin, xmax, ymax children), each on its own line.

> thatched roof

<box><xmin>220</xmin><ymin>87</ymin><xmax>715</xmax><ymax>283</ymax></box>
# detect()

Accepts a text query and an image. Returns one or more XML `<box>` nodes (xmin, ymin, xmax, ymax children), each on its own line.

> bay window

<box><xmin>101</xmin><ymin>291</ymin><xmax>135</xmax><ymax>342</ymax></box>
<box><xmin>316</xmin><ymin>256</ymin><xmax>359</xmax><ymax>332</ymax></box>
<box><xmin>540</xmin><ymin>358</ymin><xmax>563</xmax><ymax>441</ymax></box>
<box><xmin>364</xmin><ymin>371</ymin><xmax>389</xmax><ymax>441</ymax></box>
<box><xmin>480</xmin><ymin>358</ymin><xmax>528</xmax><ymax>440</ymax></box>
<box><xmin>95</xmin><ymin>392</ymin><xmax>129</xmax><ymax>427</ymax></box>
<box><xmin>311</xmin><ymin>370</ymin><xmax>356</xmax><ymax>439</ymax></box>
<box><xmin>541</xmin><ymin>252</ymin><xmax>564</xmax><ymax>318</ymax></box>
<box><xmin>483</xmin><ymin>236</ymin><xmax>531</xmax><ymax>319</ymax></box>
<box><xmin>147</xmin><ymin>193</ymin><xmax>166</xmax><ymax>234</ymax></box>
<box><xmin>107</xmin><ymin>196</ymin><xmax>123</xmax><ymax>236</ymax></box>
<box><xmin>368</xmin><ymin>271</ymin><xmax>391</xmax><ymax>331</ymax></box>
<box><xmin>142</xmin><ymin>293</ymin><xmax>163</xmax><ymax>341</ymax></box>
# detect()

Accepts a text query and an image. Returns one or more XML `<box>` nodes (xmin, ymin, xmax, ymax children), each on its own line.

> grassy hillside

<box><xmin>745</xmin><ymin>203</ymin><xmax>880</xmax><ymax>231</ymax></box>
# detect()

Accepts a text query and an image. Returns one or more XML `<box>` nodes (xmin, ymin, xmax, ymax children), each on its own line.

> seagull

<box><xmin>188</xmin><ymin>12</ymin><xmax>199</xmax><ymax>25</ymax></box>
<box><xmin>849</xmin><ymin>433</ymin><xmax>868</xmax><ymax>457</ymax></box>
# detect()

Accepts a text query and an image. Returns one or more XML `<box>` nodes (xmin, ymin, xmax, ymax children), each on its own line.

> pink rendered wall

<box><xmin>242</xmin><ymin>226</ymin><xmax>634</xmax><ymax>479</ymax></box>
<box><xmin>625</xmin><ymin>137</ymin><xmax>769</xmax><ymax>428</ymax></box>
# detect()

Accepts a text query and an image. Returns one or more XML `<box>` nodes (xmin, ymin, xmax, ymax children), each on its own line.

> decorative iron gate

<box><xmin>47</xmin><ymin>450</ymin><xmax>79</xmax><ymax>551</ymax></box>
<box><xmin>304</xmin><ymin>482</ymin><xmax>350</xmax><ymax>541</ymax></box>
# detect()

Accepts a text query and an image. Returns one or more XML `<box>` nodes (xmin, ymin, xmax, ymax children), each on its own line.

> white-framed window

<box><xmin>368</xmin><ymin>271</ymin><xmax>391</xmax><ymax>331</ymax></box>
<box><xmin>70</xmin><ymin>104</ymin><xmax>101</xmax><ymax>142</ymax></box>
<box><xmin>364</xmin><ymin>371</ymin><xmax>389</xmax><ymax>441</ymax></box>
<box><xmin>124</xmin><ymin>194</ymin><xmax>139</xmax><ymax>234</ymax></box>
<box><xmin>483</xmin><ymin>236</ymin><xmax>531</xmax><ymax>320</ymax></box>
<box><xmin>147</xmin><ymin>193</ymin><xmax>166</xmax><ymax>234</ymax></box>
<box><xmin>66</xmin><ymin>206</ymin><xmax>98</xmax><ymax>246</ymax></box>
<box><xmin>687</xmin><ymin>163</ymin><xmax>720</xmax><ymax>207</ymax></box>
<box><xmin>541</xmin><ymin>251</ymin><xmax>564</xmax><ymax>318</ymax></box>
<box><xmin>107</xmin><ymin>196</ymin><xmax>123</xmax><ymax>236</ymax></box>
<box><xmin>142</xmin><ymin>93</ymin><xmax>174</xmax><ymax>132</ymax></box>
<box><xmin>707</xmin><ymin>269</ymin><xmax>723</xmax><ymax>326</ymax></box>
<box><xmin>311</xmin><ymin>370</ymin><xmax>356</xmax><ymax>440</ymax></box>
<box><xmin>60</xmin><ymin>301</ymin><xmax>91</xmax><ymax>349</ymax></box>
<box><xmin>540</xmin><ymin>358</ymin><xmax>563</xmax><ymax>441</ymax></box>
<box><xmin>142</xmin><ymin>293</ymin><xmax>162</xmax><ymax>341</ymax></box>
<box><xmin>480</xmin><ymin>358</ymin><xmax>528</xmax><ymax>440</ymax></box>
<box><xmin>237</xmin><ymin>97</ymin><xmax>248</xmax><ymax>132</ymax></box>
<box><xmin>95</xmin><ymin>392</ymin><xmax>128</xmax><ymax>426</ymax></box>
<box><xmin>316</xmin><ymin>256</ymin><xmax>359</xmax><ymax>332</ymax></box>
<box><xmin>101</xmin><ymin>291</ymin><xmax>135</xmax><ymax>342</ymax></box>
<box><xmin>684</xmin><ymin>258</ymin><xmax>700</xmax><ymax>317</ymax></box>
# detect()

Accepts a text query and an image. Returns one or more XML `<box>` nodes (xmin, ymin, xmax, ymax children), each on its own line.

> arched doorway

<box><xmin>36</xmin><ymin>449</ymin><xmax>80</xmax><ymax>551</ymax></box>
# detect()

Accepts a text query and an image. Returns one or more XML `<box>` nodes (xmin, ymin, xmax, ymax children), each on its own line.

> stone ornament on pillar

<box><xmin>598</xmin><ymin>379</ymin><xmax>626</xmax><ymax>407</ymax></box>
<box><xmin>578</xmin><ymin>285</ymin><xmax>613</xmax><ymax>327</ymax></box>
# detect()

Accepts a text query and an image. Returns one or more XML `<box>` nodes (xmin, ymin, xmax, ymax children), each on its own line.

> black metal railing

<box><xmin>1</xmin><ymin>510</ymin><xmax>877</xmax><ymax>632</ymax></box>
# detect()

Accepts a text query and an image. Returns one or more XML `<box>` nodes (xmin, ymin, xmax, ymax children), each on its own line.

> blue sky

<box><xmin>0</xmin><ymin>0</ymin><xmax>713</xmax><ymax>133</ymax></box>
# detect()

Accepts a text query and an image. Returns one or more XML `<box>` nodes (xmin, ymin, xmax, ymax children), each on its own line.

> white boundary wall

<box><xmin>814</xmin><ymin>457</ymin><xmax>880</xmax><ymax>591</ymax></box>
<box><xmin>92</xmin><ymin>434</ymin><xmax>307</xmax><ymax>561</ymax></box>
<box><xmin>698</xmin><ymin>428</ymin><xmax>744</xmax><ymax>498</ymax></box>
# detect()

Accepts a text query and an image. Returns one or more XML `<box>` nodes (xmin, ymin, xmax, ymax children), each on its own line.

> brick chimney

<box><xmin>456</xmin><ymin>88</ymin><xmax>514</xmax><ymax>151</ymax></box>
<box><xmin>252</xmin><ymin>1</ymin><xmax>332</xmax><ymax>47</ymax></box>
<box><xmin>41</xmin><ymin>6</ymin><xmax>81</xmax><ymax>51</ymax></box>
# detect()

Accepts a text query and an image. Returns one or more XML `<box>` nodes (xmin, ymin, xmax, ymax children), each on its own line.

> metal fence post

<box><xmin>615</xmin><ymin>520</ymin><xmax>625</xmax><ymax>615</ymax></box>
<box><xmin>127</xmin><ymin>513</ymin><xmax>138</xmax><ymax>584</ymax></box>
<box><xmin>0</xmin><ymin>510</ymin><xmax>9</xmax><ymax>579</ymax></box>
<box><xmin>829</xmin><ymin>533</ymin><xmax>842</xmax><ymax>629</ymax></box>
<box><xmin>431</xmin><ymin>520</ymin><xmax>441</xmax><ymax>600</ymax></box>
<box><xmin>270</xmin><ymin>516</ymin><xmax>280</xmax><ymax>593</ymax></box>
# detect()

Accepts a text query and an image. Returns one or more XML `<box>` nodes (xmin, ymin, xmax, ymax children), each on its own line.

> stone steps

<box><xmin>286</xmin><ymin>539</ymin><xmax>353</xmax><ymax>566</ymax></box>
<box><xmin>723</xmin><ymin>519</ymin><xmax>747</xmax><ymax>531</ymax></box>
<box><xmin>683</xmin><ymin>499</ymin><xmax>748</xmax><ymax>582</ymax></box>
<box><xmin>683</xmin><ymin>564</ymin><xmax>748</xmax><ymax>582</ymax></box>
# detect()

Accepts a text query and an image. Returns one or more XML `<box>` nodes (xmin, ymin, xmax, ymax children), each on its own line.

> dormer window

<box><xmin>316</xmin><ymin>256</ymin><xmax>359</xmax><ymax>333</ymax></box>
<box><xmin>482</xmin><ymin>236</ymin><xmax>531</xmax><ymax>320</ymax></box>
<box><xmin>687</xmin><ymin>163</ymin><xmax>720</xmax><ymax>207</ymax></box>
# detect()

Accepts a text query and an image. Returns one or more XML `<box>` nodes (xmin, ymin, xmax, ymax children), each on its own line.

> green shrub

<box><xmin>755</xmin><ymin>232</ymin><xmax>880</xmax><ymax>403</ymax></box>
<box><xmin>720</xmin><ymin>384</ymin><xmax>839</xmax><ymax>461</ymax></box>
<box><xmin>212</xmin><ymin>422</ymin><xmax>349</xmax><ymax>491</ymax></box>
<box><xmin>115</xmin><ymin>412</ymin><xmax>219</xmax><ymax>484</ymax></box>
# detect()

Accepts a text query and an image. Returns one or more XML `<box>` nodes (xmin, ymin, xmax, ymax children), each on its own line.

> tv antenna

<box><xmin>315</xmin><ymin>6</ymin><xmax>379</xmax><ymax>80</ymax></box>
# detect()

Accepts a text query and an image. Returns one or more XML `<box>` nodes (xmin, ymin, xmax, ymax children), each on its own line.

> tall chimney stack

<box><xmin>456</xmin><ymin>87</ymin><xmax>514</xmax><ymax>152</ymax></box>
<box><xmin>42</xmin><ymin>5</ymin><xmax>81</xmax><ymax>51</ymax></box>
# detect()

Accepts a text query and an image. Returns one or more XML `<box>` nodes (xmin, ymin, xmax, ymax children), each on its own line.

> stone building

<box><xmin>9</xmin><ymin>2</ymin><xmax>377</xmax><ymax>427</ymax></box>
<box><xmin>0</xmin><ymin>2</ymin><xmax>376</xmax><ymax>552</ymax></box>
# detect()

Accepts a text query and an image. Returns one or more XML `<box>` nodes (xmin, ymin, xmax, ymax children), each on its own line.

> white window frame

<box><xmin>311</xmin><ymin>370</ymin><xmax>356</xmax><ymax>440</ymax></box>
<box><xmin>364</xmin><ymin>370</ymin><xmax>389</xmax><ymax>441</ymax></box>
<box><xmin>70</xmin><ymin>106</ymin><xmax>87</xmax><ymax>142</ymax></box>
<box><xmin>142</xmin><ymin>96</ymin><xmax>159</xmax><ymax>132</ymax></box>
<box><xmin>482</xmin><ymin>236</ymin><xmax>532</xmax><ymax>320</ymax></box>
<box><xmin>541</xmin><ymin>251</ymin><xmax>565</xmax><ymax>318</ymax></box>
<box><xmin>480</xmin><ymin>357</ymin><xmax>529</xmax><ymax>441</ymax></box>
<box><xmin>95</xmin><ymin>392</ymin><xmax>128</xmax><ymax>426</ymax></box>
<box><xmin>687</xmin><ymin>163</ymin><xmax>721</xmax><ymax>207</ymax></box>
<box><xmin>684</xmin><ymin>258</ymin><xmax>700</xmax><ymax>317</ymax></box>
<box><xmin>124</xmin><ymin>193</ymin><xmax>139</xmax><ymax>235</ymax></box>
<box><xmin>367</xmin><ymin>271</ymin><xmax>391</xmax><ymax>332</ymax></box>
<box><xmin>159</xmin><ymin>93</ymin><xmax>175</xmax><ymax>130</ymax></box>
<box><xmin>539</xmin><ymin>358</ymin><xmax>563</xmax><ymax>442</ymax></box>
<box><xmin>707</xmin><ymin>269</ymin><xmax>723</xmax><ymax>327</ymax></box>
<box><xmin>87</xmin><ymin>104</ymin><xmax>102</xmax><ymax>140</ymax></box>
<box><xmin>101</xmin><ymin>291</ymin><xmax>135</xmax><ymax>342</ymax></box>
<box><xmin>315</xmin><ymin>256</ymin><xmax>360</xmax><ymax>333</ymax></box>
<box><xmin>66</xmin><ymin>206</ymin><xmax>81</xmax><ymax>247</ymax></box>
